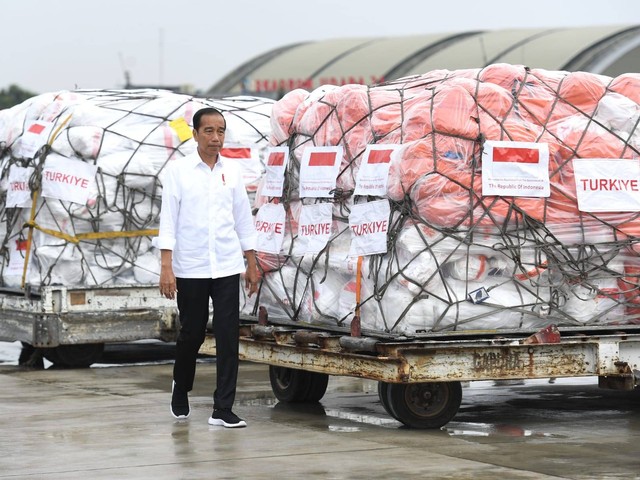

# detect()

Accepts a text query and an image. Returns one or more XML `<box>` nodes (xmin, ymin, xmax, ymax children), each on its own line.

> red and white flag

<box><xmin>299</xmin><ymin>146</ymin><xmax>343</xmax><ymax>198</ymax></box>
<box><xmin>220</xmin><ymin>144</ymin><xmax>263</xmax><ymax>190</ymax></box>
<box><xmin>262</xmin><ymin>147</ymin><xmax>289</xmax><ymax>197</ymax></box>
<box><xmin>573</xmin><ymin>159</ymin><xmax>640</xmax><ymax>212</ymax></box>
<box><xmin>354</xmin><ymin>144</ymin><xmax>398</xmax><ymax>196</ymax></box>
<box><xmin>18</xmin><ymin>121</ymin><xmax>54</xmax><ymax>158</ymax></box>
<box><xmin>482</xmin><ymin>141</ymin><xmax>549</xmax><ymax>197</ymax></box>
<box><xmin>7</xmin><ymin>238</ymin><xmax>30</xmax><ymax>276</ymax></box>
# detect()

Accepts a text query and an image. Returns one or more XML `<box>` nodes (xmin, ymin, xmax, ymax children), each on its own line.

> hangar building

<box><xmin>207</xmin><ymin>25</ymin><xmax>640</xmax><ymax>98</ymax></box>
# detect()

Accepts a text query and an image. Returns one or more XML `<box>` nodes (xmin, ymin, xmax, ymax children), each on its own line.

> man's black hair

<box><xmin>193</xmin><ymin>107</ymin><xmax>226</xmax><ymax>131</ymax></box>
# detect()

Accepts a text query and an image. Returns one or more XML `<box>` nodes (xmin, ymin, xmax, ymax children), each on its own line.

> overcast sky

<box><xmin>3</xmin><ymin>0</ymin><xmax>640</xmax><ymax>94</ymax></box>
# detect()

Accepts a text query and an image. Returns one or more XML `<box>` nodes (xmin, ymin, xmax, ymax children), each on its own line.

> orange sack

<box><xmin>265</xmin><ymin>64</ymin><xmax>640</xmax><ymax>331</ymax></box>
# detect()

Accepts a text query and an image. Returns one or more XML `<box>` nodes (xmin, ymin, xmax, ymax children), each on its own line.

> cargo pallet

<box><xmin>201</xmin><ymin>308</ymin><xmax>640</xmax><ymax>429</ymax></box>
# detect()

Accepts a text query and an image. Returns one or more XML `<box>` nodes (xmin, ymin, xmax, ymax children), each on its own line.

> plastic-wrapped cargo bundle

<box><xmin>0</xmin><ymin>89</ymin><xmax>273</xmax><ymax>288</ymax></box>
<box><xmin>248</xmin><ymin>64</ymin><xmax>640</xmax><ymax>335</ymax></box>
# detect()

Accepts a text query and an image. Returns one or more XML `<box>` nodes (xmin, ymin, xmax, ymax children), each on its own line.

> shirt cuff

<box><xmin>153</xmin><ymin>237</ymin><xmax>176</xmax><ymax>250</ymax></box>
<box><xmin>239</xmin><ymin>235</ymin><xmax>257</xmax><ymax>252</ymax></box>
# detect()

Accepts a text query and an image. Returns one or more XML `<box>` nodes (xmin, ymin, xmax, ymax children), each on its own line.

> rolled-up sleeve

<box><xmin>154</xmin><ymin>164</ymin><xmax>180</xmax><ymax>250</ymax></box>
<box><xmin>233</xmin><ymin>180</ymin><xmax>257</xmax><ymax>252</ymax></box>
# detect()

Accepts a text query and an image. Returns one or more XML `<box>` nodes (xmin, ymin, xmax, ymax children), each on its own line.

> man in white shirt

<box><xmin>156</xmin><ymin>107</ymin><xmax>259</xmax><ymax>428</ymax></box>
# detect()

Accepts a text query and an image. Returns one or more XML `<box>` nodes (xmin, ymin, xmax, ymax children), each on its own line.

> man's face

<box><xmin>193</xmin><ymin>113</ymin><xmax>226</xmax><ymax>157</ymax></box>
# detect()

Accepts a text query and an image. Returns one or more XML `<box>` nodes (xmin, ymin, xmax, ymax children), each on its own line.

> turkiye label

<box><xmin>348</xmin><ymin>199</ymin><xmax>390</xmax><ymax>256</ymax></box>
<box><xmin>255</xmin><ymin>203</ymin><xmax>286</xmax><ymax>254</ymax></box>
<box><xmin>7</xmin><ymin>166</ymin><xmax>34</xmax><ymax>207</ymax></box>
<box><xmin>293</xmin><ymin>203</ymin><xmax>333</xmax><ymax>255</ymax></box>
<box><xmin>41</xmin><ymin>157</ymin><xmax>98</xmax><ymax>205</ymax></box>
<box><xmin>573</xmin><ymin>159</ymin><xmax>640</xmax><ymax>212</ymax></box>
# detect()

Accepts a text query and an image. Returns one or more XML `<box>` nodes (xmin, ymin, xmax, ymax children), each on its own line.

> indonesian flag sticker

<box><xmin>19</xmin><ymin>121</ymin><xmax>54</xmax><ymax>158</ymax></box>
<box><xmin>28</xmin><ymin>123</ymin><xmax>47</xmax><ymax>135</ymax></box>
<box><xmin>299</xmin><ymin>146</ymin><xmax>343</xmax><ymax>198</ymax></box>
<box><xmin>7</xmin><ymin>238</ymin><xmax>30</xmax><ymax>276</ymax></box>
<box><xmin>219</xmin><ymin>144</ymin><xmax>263</xmax><ymax>189</ymax></box>
<box><xmin>492</xmin><ymin>146</ymin><xmax>540</xmax><ymax>164</ymax></box>
<box><xmin>267</xmin><ymin>151</ymin><xmax>285</xmax><ymax>167</ymax></box>
<box><xmin>220</xmin><ymin>147</ymin><xmax>252</xmax><ymax>159</ymax></box>
<box><xmin>354</xmin><ymin>144</ymin><xmax>398</xmax><ymax>196</ymax></box>
<box><xmin>262</xmin><ymin>147</ymin><xmax>289</xmax><ymax>198</ymax></box>
<box><xmin>482</xmin><ymin>140</ymin><xmax>550</xmax><ymax>197</ymax></box>
<box><xmin>308</xmin><ymin>151</ymin><xmax>338</xmax><ymax>167</ymax></box>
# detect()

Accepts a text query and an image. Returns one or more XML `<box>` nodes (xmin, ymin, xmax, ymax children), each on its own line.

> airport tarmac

<box><xmin>1</xmin><ymin>344</ymin><xmax>639</xmax><ymax>479</ymax></box>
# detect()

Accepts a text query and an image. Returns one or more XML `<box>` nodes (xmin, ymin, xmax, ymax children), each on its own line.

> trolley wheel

<box><xmin>269</xmin><ymin>366</ymin><xmax>329</xmax><ymax>402</ymax></box>
<box><xmin>377</xmin><ymin>381</ymin><xmax>400</xmax><ymax>421</ymax></box>
<box><xmin>42</xmin><ymin>343</ymin><xmax>105</xmax><ymax>368</ymax></box>
<box><xmin>304</xmin><ymin>371</ymin><xmax>330</xmax><ymax>402</ymax></box>
<box><xmin>18</xmin><ymin>343</ymin><xmax>44</xmax><ymax>368</ymax></box>
<box><xmin>386</xmin><ymin>381</ymin><xmax>462</xmax><ymax>429</ymax></box>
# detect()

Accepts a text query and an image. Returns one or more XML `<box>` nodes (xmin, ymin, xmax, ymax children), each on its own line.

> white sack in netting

<box><xmin>0</xmin><ymin>89</ymin><xmax>273</xmax><ymax>288</ymax></box>
<box><xmin>245</xmin><ymin>64</ymin><xmax>640</xmax><ymax>335</ymax></box>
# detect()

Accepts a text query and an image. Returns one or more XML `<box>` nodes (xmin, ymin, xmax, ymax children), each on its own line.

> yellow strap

<box><xmin>20</xmin><ymin>113</ymin><xmax>158</xmax><ymax>286</ymax></box>
<box><xmin>21</xmin><ymin>113</ymin><xmax>81</xmax><ymax>287</ymax></box>
<box><xmin>21</xmin><ymin>190</ymin><xmax>40</xmax><ymax>288</ymax></box>
<box><xmin>48</xmin><ymin>114</ymin><xmax>73</xmax><ymax>145</ymax></box>
<box><xmin>22</xmin><ymin>221</ymin><xmax>158</xmax><ymax>245</ymax></box>
<box><xmin>76</xmin><ymin>229</ymin><xmax>159</xmax><ymax>240</ymax></box>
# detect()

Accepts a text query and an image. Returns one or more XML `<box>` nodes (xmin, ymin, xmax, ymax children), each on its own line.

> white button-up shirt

<box><xmin>155</xmin><ymin>151</ymin><xmax>257</xmax><ymax>278</ymax></box>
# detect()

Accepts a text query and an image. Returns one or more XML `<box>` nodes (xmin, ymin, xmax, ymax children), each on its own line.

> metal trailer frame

<box><xmin>200</xmin><ymin>311</ymin><xmax>640</xmax><ymax>429</ymax></box>
<box><xmin>0</xmin><ymin>285</ymin><xmax>178</xmax><ymax>367</ymax></box>
<box><xmin>3</xmin><ymin>283</ymin><xmax>640</xmax><ymax>427</ymax></box>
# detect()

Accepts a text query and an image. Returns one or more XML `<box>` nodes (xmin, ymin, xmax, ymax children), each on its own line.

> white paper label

<box><xmin>482</xmin><ymin>141</ymin><xmax>550</xmax><ymax>197</ymax></box>
<box><xmin>348</xmin><ymin>200</ymin><xmax>390</xmax><ymax>256</ymax></box>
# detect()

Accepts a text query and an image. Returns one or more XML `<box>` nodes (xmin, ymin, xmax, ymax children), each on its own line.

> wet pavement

<box><xmin>1</xmin><ymin>346</ymin><xmax>640</xmax><ymax>479</ymax></box>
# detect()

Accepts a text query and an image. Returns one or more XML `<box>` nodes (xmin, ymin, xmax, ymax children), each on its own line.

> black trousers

<box><xmin>173</xmin><ymin>275</ymin><xmax>240</xmax><ymax>410</ymax></box>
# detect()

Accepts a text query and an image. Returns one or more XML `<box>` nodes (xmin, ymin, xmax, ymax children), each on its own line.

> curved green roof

<box><xmin>208</xmin><ymin>25</ymin><xmax>640</xmax><ymax>97</ymax></box>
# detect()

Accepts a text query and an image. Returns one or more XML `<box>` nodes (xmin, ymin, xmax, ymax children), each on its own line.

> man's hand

<box><xmin>245</xmin><ymin>264</ymin><xmax>260</xmax><ymax>297</ymax></box>
<box><xmin>159</xmin><ymin>250</ymin><xmax>177</xmax><ymax>300</ymax></box>
<box><xmin>244</xmin><ymin>249</ymin><xmax>260</xmax><ymax>297</ymax></box>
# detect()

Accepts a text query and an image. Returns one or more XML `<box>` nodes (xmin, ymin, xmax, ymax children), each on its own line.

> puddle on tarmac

<box><xmin>445</xmin><ymin>421</ymin><xmax>565</xmax><ymax>438</ymax></box>
<box><xmin>261</xmin><ymin>400</ymin><xmax>400</xmax><ymax>430</ymax></box>
<box><xmin>323</xmin><ymin>408</ymin><xmax>399</xmax><ymax>428</ymax></box>
<box><xmin>327</xmin><ymin>425</ymin><xmax>361</xmax><ymax>432</ymax></box>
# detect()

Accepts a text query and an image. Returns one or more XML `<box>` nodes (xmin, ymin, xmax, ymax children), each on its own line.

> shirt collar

<box><xmin>190</xmin><ymin>152</ymin><xmax>225</xmax><ymax>170</ymax></box>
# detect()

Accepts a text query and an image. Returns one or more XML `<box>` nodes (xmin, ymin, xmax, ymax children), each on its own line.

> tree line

<box><xmin>0</xmin><ymin>84</ymin><xmax>37</xmax><ymax>110</ymax></box>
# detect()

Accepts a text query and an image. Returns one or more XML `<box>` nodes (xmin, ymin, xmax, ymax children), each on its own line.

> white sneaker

<box><xmin>170</xmin><ymin>381</ymin><xmax>191</xmax><ymax>419</ymax></box>
<box><xmin>208</xmin><ymin>409</ymin><xmax>246</xmax><ymax>428</ymax></box>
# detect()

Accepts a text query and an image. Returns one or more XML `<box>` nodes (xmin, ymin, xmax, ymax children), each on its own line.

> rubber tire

<box><xmin>42</xmin><ymin>343</ymin><xmax>105</xmax><ymax>368</ymax></box>
<box><xmin>269</xmin><ymin>366</ymin><xmax>329</xmax><ymax>402</ymax></box>
<box><xmin>386</xmin><ymin>381</ymin><xmax>462</xmax><ymax>429</ymax></box>
<box><xmin>304</xmin><ymin>371</ymin><xmax>329</xmax><ymax>402</ymax></box>
<box><xmin>377</xmin><ymin>381</ymin><xmax>401</xmax><ymax>421</ymax></box>
<box><xmin>18</xmin><ymin>343</ymin><xmax>44</xmax><ymax>368</ymax></box>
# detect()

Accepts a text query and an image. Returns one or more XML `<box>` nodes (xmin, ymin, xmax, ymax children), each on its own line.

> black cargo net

<box><xmin>249</xmin><ymin>65</ymin><xmax>640</xmax><ymax>335</ymax></box>
<box><xmin>0</xmin><ymin>89</ymin><xmax>273</xmax><ymax>288</ymax></box>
